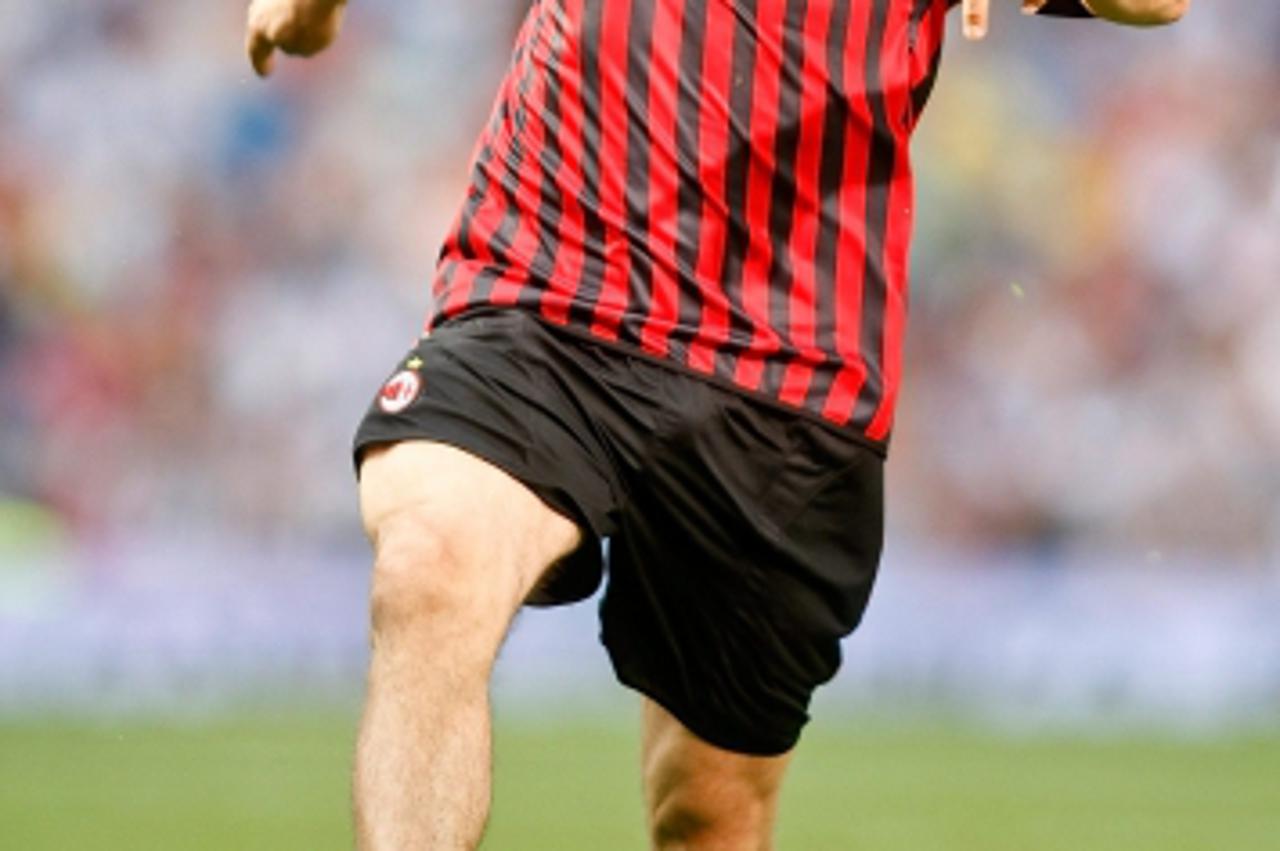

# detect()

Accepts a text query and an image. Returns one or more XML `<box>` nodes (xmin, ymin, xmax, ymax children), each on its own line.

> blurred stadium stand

<box><xmin>1</xmin><ymin>1</ymin><xmax>1278</xmax><ymax>724</ymax></box>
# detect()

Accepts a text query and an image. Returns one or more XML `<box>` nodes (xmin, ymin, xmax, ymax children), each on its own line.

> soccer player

<box><xmin>246</xmin><ymin>0</ymin><xmax>1188</xmax><ymax>848</ymax></box>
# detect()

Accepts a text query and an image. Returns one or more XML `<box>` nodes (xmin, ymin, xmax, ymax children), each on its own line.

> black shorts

<box><xmin>354</xmin><ymin>310</ymin><xmax>884</xmax><ymax>755</ymax></box>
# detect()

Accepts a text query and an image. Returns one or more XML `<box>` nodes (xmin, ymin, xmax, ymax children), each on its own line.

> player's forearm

<box><xmin>1081</xmin><ymin>0</ymin><xmax>1189</xmax><ymax>26</ymax></box>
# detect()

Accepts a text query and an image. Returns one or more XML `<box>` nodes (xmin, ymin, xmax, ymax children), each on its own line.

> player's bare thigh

<box><xmin>642</xmin><ymin>698</ymin><xmax>792</xmax><ymax>851</ymax></box>
<box><xmin>359</xmin><ymin>440</ymin><xmax>582</xmax><ymax>618</ymax></box>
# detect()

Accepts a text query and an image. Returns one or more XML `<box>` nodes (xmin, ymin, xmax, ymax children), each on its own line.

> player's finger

<box><xmin>247</xmin><ymin>28</ymin><xmax>276</xmax><ymax>78</ymax></box>
<box><xmin>1021</xmin><ymin>0</ymin><xmax>1048</xmax><ymax>14</ymax></box>
<box><xmin>962</xmin><ymin>0</ymin><xmax>990</xmax><ymax>40</ymax></box>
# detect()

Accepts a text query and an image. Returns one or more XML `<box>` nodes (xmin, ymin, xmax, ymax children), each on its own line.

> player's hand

<box><xmin>962</xmin><ymin>0</ymin><xmax>1052</xmax><ymax>40</ymax></box>
<box><xmin>246</xmin><ymin>0</ymin><xmax>347</xmax><ymax>78</ymax></box>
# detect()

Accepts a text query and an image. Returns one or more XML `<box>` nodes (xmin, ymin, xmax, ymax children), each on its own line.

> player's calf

<box><xmin>643</xmin><ymin>700</ymin><xmax>791</xmax><ymax>851</ymax></box>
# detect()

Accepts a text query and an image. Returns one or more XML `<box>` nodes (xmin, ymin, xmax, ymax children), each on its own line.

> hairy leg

<box><xmin>354</xmin><ymin>441</ymin><xmax>581</xmax><ymax>851</ymax></box>
<box><xmin>642</xmin><ymin>699</ymin><xmax>793</xmax><ymax>851</ymax></box>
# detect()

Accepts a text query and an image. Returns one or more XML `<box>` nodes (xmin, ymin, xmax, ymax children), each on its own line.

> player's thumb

<box><xmin>247</xmin><ymin>29</ymin><xmax>276</xmax><ymax>78</ymax></box>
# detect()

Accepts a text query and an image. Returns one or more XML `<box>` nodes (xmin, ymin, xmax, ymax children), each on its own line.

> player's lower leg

<box><xmin>354</xmin><ymin>537</ymin><xmax>502</xmax><ymax>850</ymax></box>
<box><xmin>352</xmin><ymin>442</ymin><xmax>580</xmax><ymax>850</ymax></box>
<box><xmin>642</xmin><ymin>699</ymin><xmax>792</xmax><ymax>851</ymax></box>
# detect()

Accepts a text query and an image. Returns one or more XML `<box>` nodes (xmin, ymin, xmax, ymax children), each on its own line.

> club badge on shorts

<box><xmin>378</xmin><ymin>360</ymin><xmax>423</xmax><ymax>414</ymax></box>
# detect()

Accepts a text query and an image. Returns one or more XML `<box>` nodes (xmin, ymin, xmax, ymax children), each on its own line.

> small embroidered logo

<box><xmin>378</xmin><ymin>370</ymin><xmax>422</xmax><ymax>414</ymax></box>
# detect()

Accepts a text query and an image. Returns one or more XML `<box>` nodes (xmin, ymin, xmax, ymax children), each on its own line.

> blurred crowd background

<box><xmin>1</xmin><ymin>1</ymin><xmax>1278</xmax><ymax>718</ymax></box>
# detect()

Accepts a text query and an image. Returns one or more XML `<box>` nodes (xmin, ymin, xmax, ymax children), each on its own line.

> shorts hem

<box><xmin>610</xmin><ymin>660</ymin><xmax>803</xmax><ymax>758</ymax></box>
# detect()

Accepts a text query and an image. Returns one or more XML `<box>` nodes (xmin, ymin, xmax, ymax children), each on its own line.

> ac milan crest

<box><xmin>378</xmin><ymin>370</ymin><xmax>422</xmax><ymax>414</ymax></box>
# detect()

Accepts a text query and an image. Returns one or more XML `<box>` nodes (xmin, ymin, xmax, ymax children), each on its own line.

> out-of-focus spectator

<box><xmin>0</xmin><ymin>2</ymin><xmax>1276</xmax><ymax>566</ymax></box>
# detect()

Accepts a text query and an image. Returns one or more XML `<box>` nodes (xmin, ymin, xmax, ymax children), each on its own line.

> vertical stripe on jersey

<box><xmin>908</xmin><ymin>0</ymin><xmax>943</xmax><ymax>126</ymax></box>
<box><xmin>867</xmin><ymin>142</ymin><xmax>913</xmax><ymax>439</ymax></box>
<box><xmin>439</xmin><ymin>141</ymin><xmax>498</xmax><ymax>318</ymax></box>
<box><xmin>685</xmin><ymin>0</ymin><xmax>736</xmax><ymax>373</ymax></box>
<box><xmin>637</xmin><ymin>0</ymin><xmax>687</xmax><ymax>356</ymax></box>
<box><xmin>669</xmin><ymin>0</ymin><xmax>708</xmax><ymax>366</ymax></box>
<box><xmin>491</xmin><ymin>23</ymin><xmax>562</xmax><ymax>308</ymax></box>
<box><xmin>518</xmin><ymin>2</ymin><xmax>569</xmax><ymax>314</ymax></box>
<box><xmin>436</xmin><ymin>19</ymin><xmax>538</xmax><ymax>318</ymax></box>
<box><xmin>801</xmin><ymin>0</ymin><xmax>856</xmax><ymax>410</ymax></box>
<box><xmin>777</xmin><ymin>0</ymin><xmax>837</xmax><ymax>406</ymax></box>
<box><xmin>850</xmin><ymin>0</ymin><xmax>897</xmax><ymax>429</ymax></box>
<box><xmin>819</xmin><ymin>0</ymin><xmax>875</xmax><ymax>422</ymax></box>
<box><xmin>614</xmin><ymin>0</ymin><xmax>657</xmax><ymax>349</ymax></box>
<box><xmin>709</xmin><ymin>0</ymin><xmax>761</xmax><ymax>380</ymax></box>
<box><xmin>732</xmin><ymin>0</ymin><xmax>789</xmax><ymax>391</ymax></box>
<box><xmin>475</xmin><ymin>85</ymin><xmax>538</xmax><ymax>305</ymax></box>
<box><xmin>587</xmin><ymin>0</ymin><xmax>634</xmax><ymax>340</ymax></box>
<box><xmin>538</xmin><ymin>0</ymin><xmax>589</xmax><ymax>325</ymax></box>
<box><xmin>460</xmin><ymin>22</ymin><xmax>544</xmax><ymax>307</ymax></box>
<box><xmin>757</xmin><ymin>0</ymin><xmax>812</xmax><ymax>398</ymax></box>
<box><xmin>867</xmin><ymin>0</ymin><xmax>927</xmax><ymax>439</ymax></box>
<box><xmin>567</xmin><ymin>0</ymin><xmax>609</xmax><ymax>328</ymax></box>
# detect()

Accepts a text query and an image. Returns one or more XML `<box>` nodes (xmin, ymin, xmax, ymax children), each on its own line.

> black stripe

<box><xmin>909</xmin><ymin>46</ymin><xmax>944</xmax><ymax>127</ymax></box>
<box><xmin>523</xmin><ymin>0</ymin><xmax>570</xmax><ymax>305</ymax></box>
<box><xmin>452</xmin><ymin>92</ymin><xmax>508</xmax><ymax>266</ymax></box>
<box><xmin>448</xmin><ymin>21</ymin><xmax>536</xmax><ymax>298</ymax></box>
<box><xmin>759</xmin><ymin>0</ymin><xmax>811</xmax><ymax>398</ymax></box>
<box><xmin>911</xmin><ymin>0</ymin><xmax>934</xmax><ymax>30</ymax></box>
<box><xmin>567</xmin><ymin>0</ymin><xmax>608</xmax><ymax>326</ymax></box>
<box><xmin>906</xmin><ymin>0</ymin><xmax>940</xmax><ymax>123</ymax></box>
<box><xmin>468</xmin><ymin>29</ymin><xmax>537</xmax><ymax>304</ymax></box>
<box><xmin>618</xmin><ymin>0</ymin><xmax>656</xmax><ymax>346</ymax></box>
<box><xmin>451</xmin><ymin>142</ymin><xmax>497</xmax><ymax>274</ymax></box>
<box><xmin>851</xmin><ymin>0</ymin><xmax>896</xmax><ymax>427</ymax></box>
<box><xmin>671</xmin><ymin>0</ymin><xmax>708</xmax><ymax>353</ymax></box>
<box><xmin>429</xmin><ymin>259</ymin><xmax>459</xmax><ymax>324</ymax></box>
<box><xmin>803</xmin><ymin>0</ymin><xmax>854</xmax><ymax>409</ymax></box>
<box><xmin>710</xmin><ymin>0</ymin><xmax>760</xmax><ymax>376</ymax></box>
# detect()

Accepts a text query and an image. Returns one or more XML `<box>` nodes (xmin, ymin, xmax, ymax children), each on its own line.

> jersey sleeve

<box><xmin>1036</xmin><ymin>0</ymin><xmax>1095</xmax><ymax>17</ymax></box>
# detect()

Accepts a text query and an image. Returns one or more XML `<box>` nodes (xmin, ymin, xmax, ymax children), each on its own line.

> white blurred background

<box><xmin>1</xmin><ymin>0</ymin><xmax>1277</xmax><ymax>728</ymax></box>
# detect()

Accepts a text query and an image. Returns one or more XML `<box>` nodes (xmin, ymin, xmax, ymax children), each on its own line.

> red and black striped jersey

<box><xmin>427</xmin><ymin>0</ymin><xmax>1092</xmax><ymax>452</ymax></box>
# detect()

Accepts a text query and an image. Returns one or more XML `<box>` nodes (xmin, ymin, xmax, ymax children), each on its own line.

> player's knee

<box><xmin>650</xmin><ymin>796</ymin><xmax>763</xmax><ymax>850</ymax></box>
<box><xmin>648</xmin><ymin>780</ymin><xmax>769</xmax><ymax>850</ymax></box>
<box><xmin>650</xmin><ymin>796</ymin><xmax>713</xmax><ymax>849</ymax></box>
<box><xmin>366</xmin><ymin>505</ymin><xmax>494</xmax><ymax>640</ymax></box>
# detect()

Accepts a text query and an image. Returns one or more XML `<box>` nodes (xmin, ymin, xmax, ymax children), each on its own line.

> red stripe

<box><xmin>431</xmin><ymin>253</ymin><xmax>453</xmax><ymax>303</ymax></box>
<box><xmin>821</xmin><ymin>0</ymin><xmax>875</xmax><ymax>424</ymax></box>
<box><xmin>539</xmin><ymin>0</ymin><xmax>587</xmax><ymax>326</ymax></box>
<box><xmin>730</xmin><ymin>0</ymin><xmax>788</xmax><ymax>391</ymax></box>
<box><xmin>865</xmin><ymin>0</ymin><xmax>916</xmax><ymax>439</ymax></box>
<box><xmin>483</xmin><ymin>182</ymin><xmax>531</xmax><ymax>308</ymax></box>
<box><xmin>866</xmin><ymin>143</ymin><xmax>913</xmax><ymax>440</ymax></box>
<box><xmin>637</xmin><ymin>0</ymin><xmax>685</xmax><ymax>357</ymax></box>
<box><xmin>777</xmin><ymin>0</ymin><xmax>837</xmax><ymax>406</ymax></box>
<box><xmin>491</xmin><ymin>53</ymin><xmax>556</xmax><ymax>304</ymax></box>
<box><xmin>434</xmin><ymin>19</ymin><xmax>534</xmax><ymax>322</ymax></box>
<box><xmin>684</xmin><ymin>0</ymin><xmax>736</xmax><ymax>374</ymax></box>
<box><xmin>441</xmin><ymin>255</ymin><xmax>481</xmax><ymax>317</ymax></box>
<box><xmin>490</xmin><ymin>17</ymin><xmax>551</xmax><ymax>306</ymax></box>
<box><xmin>588</xmin><ymin>0</ymin><xmax>633</xmax><ymax>340</ymax></box>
